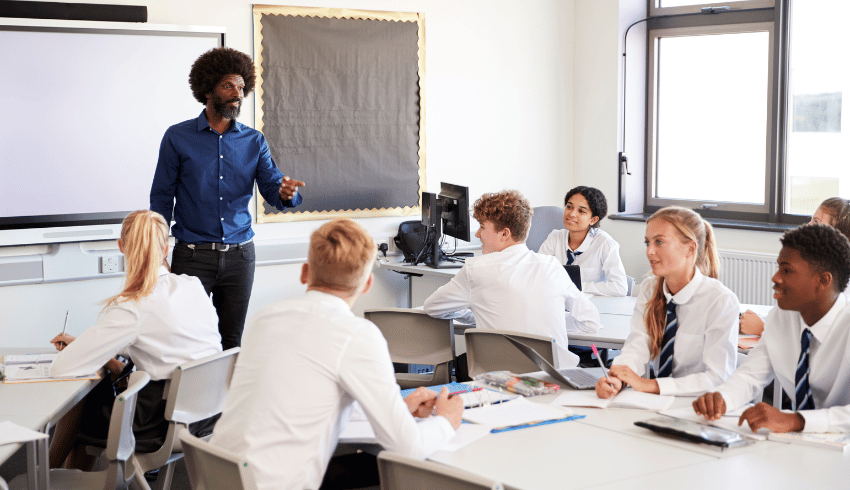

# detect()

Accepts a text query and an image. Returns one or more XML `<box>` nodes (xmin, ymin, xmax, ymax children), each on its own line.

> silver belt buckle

<box><xmin>216</xmin><ymin>243</ymin><xmax>230</xmax><ymax>252</ymax></box>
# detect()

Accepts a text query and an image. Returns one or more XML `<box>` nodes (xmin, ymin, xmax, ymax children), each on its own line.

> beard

<box><xmin>212</xmin><ymin>93</ymin><xmax>241</xmax><ymax>120</ymax></box>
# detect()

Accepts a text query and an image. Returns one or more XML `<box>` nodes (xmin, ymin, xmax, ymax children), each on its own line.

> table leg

<box><xmin>25</xmin><ymin>441</ymin><xmax>36</xmax><ymax>490</ymax></box>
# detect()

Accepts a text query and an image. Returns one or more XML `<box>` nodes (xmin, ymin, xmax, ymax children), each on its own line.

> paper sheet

<box><xmin>0</xmin><ymin>421</ymin><xmax>48</xmax><ymax>446</ymax></box>
<box><xmin>462</xmin><ymin>397</ymin><xmax>574</xmax><ymax>429</ymax></box>
<box><xmin>553</xmin><ymin>388</ymin><xmax>675</xmax><ymax>411</ymax></box>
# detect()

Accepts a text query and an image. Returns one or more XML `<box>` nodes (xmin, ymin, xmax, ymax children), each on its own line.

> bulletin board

<box><xmin>252</xmin><ymin>5</ymin><xmax>426</xmax><ymax>222</ymax></box>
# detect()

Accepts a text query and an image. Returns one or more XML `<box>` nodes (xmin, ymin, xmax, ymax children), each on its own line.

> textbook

<box><xmin>1</xmin><ymin>354</ymin><xmax>100</xmax><ymax>384</ymax></box>
<box><xmin>767</xmin><ymin>432</ymin><xmax>850</xmax><ymax>451</ymax></box>
<box><xmin>553</xmin><ymin>387</ymin><xmax>675</xmax><ymax>411</ymax></box>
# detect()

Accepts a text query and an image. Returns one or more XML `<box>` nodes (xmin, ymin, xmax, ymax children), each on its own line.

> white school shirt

<box><xmin>423</xmin><ymin>243</ymin><xmax>601</xmax><ymax>368</ymax></box>
<box><xmin>538</xmin><ymin>228</ymin><xmax>628</xmax><ymax>297</ymax></box>
<box><xmin>613</xmin><ymin>269</ymin><xmax>739</xmax><ymax>396</ymax></box>
<box><xmin>50</xmin><ymin>266</ymin><xmax>221</xmax><ymax>381</ymax></box>
<box><xmin>210</xmin><ymin>290</ymin><xmax>455</xmax><ymax>490</ymax></box>
<box><xmin>717</xmin><ymin>294</ymin><xmax>850</xmax><ymax>433</ymax></box>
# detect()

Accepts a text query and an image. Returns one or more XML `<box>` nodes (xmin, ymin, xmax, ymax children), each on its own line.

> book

<box><xmin>553</xmin><ymin>387</ymin><xmax>675</xmax><ymax>411</ymax></box>
<box><xmin>767</xmin><ymin>432</ymin><xmax>850</xmax><ymax>451</ymax></box>
<box><xmin>2</xmin><ymin>354</ymin><xmax>100</xmax><ymax>384</ymax></box>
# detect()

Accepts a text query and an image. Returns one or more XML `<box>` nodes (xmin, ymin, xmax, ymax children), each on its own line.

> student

<box><xmin>596</xmin><ymin>206</ymin><xmax>739</xmax><ymax>398</ymax></box>
<box><xmin>740</xmin><ymin>197</ymin><xmax>850</xmax><ymax>335</ymax></box>
<box><xmin>539</xmin><ymin>186</ymin><xmax>628</xmax><ymax>296</ymax></box>
<box><xmin>48</xmin><ymin>210</ymin><xmax>221</xmax><ymax>469</ymax></box>
<box><xmin>423</xmin><ymin>190</ymin><xmax>601</xmax><ymax>369</ymax></box>
<box><xmin>210</xmin><ymin>219</ymin><xmax>462</xmax><ymax>490</ymax></box>
<box><xmin>694</xmin><ymin>224</ymin><xmax>850</xmax><ymax>433</ymax></box>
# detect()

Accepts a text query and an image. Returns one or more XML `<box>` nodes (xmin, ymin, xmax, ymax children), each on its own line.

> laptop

<box><xmin>563</xmin><ymin>265</ymin><xmax>582</xmax><ymax>291</ymax></box>
<box><xmin>503</xmin><ymin>334</ymin><xmax>602</xmax><ymax>390</ymax></box>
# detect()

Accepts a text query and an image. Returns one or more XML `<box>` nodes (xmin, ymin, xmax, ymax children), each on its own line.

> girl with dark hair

<box><xmin>539</xmin><ymin>186</ymin><xmax>628</xmax><ymax>297</ymax></box>
<box><xmin>596</xmin><ymin>206</ymin><xmax>739</xmax><ymax>398</ymax></box>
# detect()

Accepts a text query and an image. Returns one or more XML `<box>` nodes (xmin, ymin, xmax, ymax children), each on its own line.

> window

<box><xmin>641</xmin><ymin>0</ymin><xmax>848</xmax><ymax>224</ymax></box>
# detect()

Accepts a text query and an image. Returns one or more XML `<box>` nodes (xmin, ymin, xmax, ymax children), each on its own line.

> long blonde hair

<box><xmin>102</xmin><ymin>210</ymin><xmax>170</xmax><ymax>311</ymax></box>
<box><xmin>644</xmin><ymin>207</ymin><xmax>719</xmax><ymax>358</ymax></box>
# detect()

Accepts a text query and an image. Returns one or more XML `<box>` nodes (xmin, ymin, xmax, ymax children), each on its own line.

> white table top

<box><xmin>377</xmin><ymin>260</ymin><xmax>463</xmax><ymax>278</ymax></box>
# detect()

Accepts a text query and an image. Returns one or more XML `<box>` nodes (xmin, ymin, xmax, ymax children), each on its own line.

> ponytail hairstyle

<box><xmin>817</xmin><ymin>197</ymin><xmax>850</xmax><ymax>244</ymax></box>
<box><xmin>644</xmin><ymin>206</ymin><xmax>719</xmax><ymax>358</ymax></box>
<box><xmin>101</xmin><ymin>210</ymin><xmax>170</xmax><ymax>312</ymax></box>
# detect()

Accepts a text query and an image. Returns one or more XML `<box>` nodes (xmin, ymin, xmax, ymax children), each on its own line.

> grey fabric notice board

<box><xmin>253</xmin><ymin>6</ymin><xmax>426</xmax><ymax>222</ymax></box>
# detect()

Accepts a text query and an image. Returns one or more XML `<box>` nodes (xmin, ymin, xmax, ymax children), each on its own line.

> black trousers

<box><xmin>171</xmin><ymin>241</ymin><xmax>255</xmax><ymax>350</ymax></box>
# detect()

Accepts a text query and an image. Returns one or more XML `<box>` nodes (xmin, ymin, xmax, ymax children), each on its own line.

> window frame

<box><xmin>639</xmin><ymin>0</ymin><xmax>811</xmax><ymax>227</ymax></box>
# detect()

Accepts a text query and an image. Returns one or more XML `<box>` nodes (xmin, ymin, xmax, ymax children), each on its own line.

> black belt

<box><xmin>177</xmin><ymin>239</ymin><xmax>252</xmax><ymax>252</ymax></box>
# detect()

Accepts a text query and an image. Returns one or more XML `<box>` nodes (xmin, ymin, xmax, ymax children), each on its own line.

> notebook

<box><xmin>502</xmin><ymin>334</ymin><xmax>602</xmax><ymax>389</ymax></box>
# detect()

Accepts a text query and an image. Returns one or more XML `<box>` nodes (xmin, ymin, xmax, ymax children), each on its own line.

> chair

<box><xmin>465</xmin><ymin>329</ymin><xmax>557</xmax><ymax>378</ymax></box>
<box><xmin>526</xmin><ymin>206</ymin><xmax>564</xmax><ymax>253</ymax></box>
<box><xmin>128</xmin><ymin>348</ymin><xmax>240</xmax><ymax>490</ymax></box>
<box><xmin>178</xmin><ymin>431</ymin><xmax>257</xmax><ymax>490</ymax></box>
<box><xmin>10</xmin><ymin>371</ymin><xmax>151</xmax><ymax>490</ymax></box>
<box><xmin>377</xmin><ymin>451</ymin><xmax>502</xmax><ymax>490</ymax></box>
<box><xmin>364</xmin><ymin>309</ymin><xmax>454</xmax><ymax>389</ymax></box>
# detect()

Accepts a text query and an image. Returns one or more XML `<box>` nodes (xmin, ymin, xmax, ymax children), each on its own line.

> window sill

<box><xmin>610</xmin><ymin>213</ymin><xmax>797</xmax><ymax>233</ymax></box>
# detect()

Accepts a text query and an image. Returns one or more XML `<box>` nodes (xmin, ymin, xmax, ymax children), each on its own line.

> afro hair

<box><xmin>781</xmin><ymin>223</ymin><xmax>850</xmax><ymax>294</ymax></box>
<box><xmin>188</xmin><ymin>47</ymin><xmax>256</xmax><ymax>105</ymax></box>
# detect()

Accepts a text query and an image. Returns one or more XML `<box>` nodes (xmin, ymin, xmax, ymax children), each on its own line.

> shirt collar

<box><xmin>196</xmin><ymin>110</ymin><xmax>244</xmax><ymax>134</ymax></box>
<box><xmin>157</xmin><ymin>265</ymin><xmax>170</xmax><ymax>277</ymax></box>
<box><xmin>569</xmin><ymin>227</ymin><xmax>598</xmax><ymax>253</ymax></box>
<box><xmin>304</xmin><ymin>289</ymin><xmax>355</xmax><ymax>314</ymax></box>
<box><xmin>663</xmin><ymin>268</ymin><xmax>704</xmax><ymax>305</ymax></box>
<box><xmin>805</xmin><ymin>293</ymin><xmax>848</xmax><ymax>342</ymax></box>
<box><xmin>501</xmin><ymin>243</ymin><xmax>530</xmax><ymax>255</ymax></box>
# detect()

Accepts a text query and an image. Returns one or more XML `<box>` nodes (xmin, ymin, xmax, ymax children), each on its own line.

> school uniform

<box><xmin>613</xmin><ymin>269</ymin><xmax>739</xmax><ymax>396</ymax></box>
<box><xmin>538</xmin><ymin>228</ymin><xmax>628</xmax><ymax>296</ymax></box>
<box><xmin>50</xmin><ymin>266</ymin><xmax>221</xmax><ymax>450</ymax></box>
<box><xmin>210</xmin><ymin>290</ymin><xmax>455</xmax><ymax>490</ymax></box>
<box><xmin>423</xmin><ymin>243</ymin><xmax>602</xmax><ymax>368</ymax></box>
<box><xmin>717</xmin><ymin>294</ymin><xmax>850</xmax><ymax>432</ymax></box>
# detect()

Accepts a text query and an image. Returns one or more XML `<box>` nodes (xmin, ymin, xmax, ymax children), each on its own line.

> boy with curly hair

<box><xmin>694</xmin><ymin>223</ymin><xmax>850</xmax><ymax>433</ymax></box>
<box><xmin>150</xmin><ymin>47</ymin><xmax>305</xmax><ymax>349</ymax></box>
<box><xmin>424</xmin><ymin>189</ymin><xmax>601</xmax><ymax>372</ymax></box>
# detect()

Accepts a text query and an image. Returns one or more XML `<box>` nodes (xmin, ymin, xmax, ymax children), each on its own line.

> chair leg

<box><xmin>129</xmin><ymin>460</ymin><xmax>153</xmax><ymax>490</ymax></box>
<box><xmin>153</xmin><ymin>463</ymin><xmax>175</xmax><ymax>490</ymax></box>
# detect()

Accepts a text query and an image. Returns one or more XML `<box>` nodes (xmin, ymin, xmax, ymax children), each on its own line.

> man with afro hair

<box><xmin>695</xmin><ymin>223</ymin><xmax>850</xmax><ymax>434</ymax></box>
<box><xmin>150</xmin><ymin>47</ymin><xmax>305</xmax><ymax>350</ymax></box>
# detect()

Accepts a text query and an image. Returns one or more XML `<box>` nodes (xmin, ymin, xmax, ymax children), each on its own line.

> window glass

<box><xmin>654</xmin><ymin>31</ymin><xmax>770</xmax><ymax>203</ymax></box>
<box><xmin>785</xmin><ymin>1</ymin><xmax>850</xmax><ymax>215</ymax></box>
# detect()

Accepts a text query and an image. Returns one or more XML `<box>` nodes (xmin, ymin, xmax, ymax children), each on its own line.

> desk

<box><xmin>378</xmin><ymin>260</ymin><xmax>461</xmax><ymax>307</ymax></box>
<box><xmin>0</xmin><ymin>348</ymin><xmax>98</xmax><ymax>490</ymax></box>
<box><xmin>571</xmin><ymin>313</ymin><xmax>632</xmax><ymax>349</ymax></box>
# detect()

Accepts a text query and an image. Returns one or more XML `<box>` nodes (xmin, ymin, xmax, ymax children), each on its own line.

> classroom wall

<box><xmin>0</xmin><ymin>0</ymin><xmax>576</xmax><ymax>346</ymax></box>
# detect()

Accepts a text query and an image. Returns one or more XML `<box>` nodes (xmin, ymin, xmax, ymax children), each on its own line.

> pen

<box><xmin>591</xmin><ymin>343</ymin><xmax>609</xmax><ymax>379</ymax></box>
<box><xmin>59</xmin><ymin>310</ymin><xmax>69</xmax><ymax>349</ymax></box>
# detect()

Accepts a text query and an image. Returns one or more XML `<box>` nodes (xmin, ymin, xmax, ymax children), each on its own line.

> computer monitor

<box><xmin>418</xmin><ymin>182</ymin><xmax>470</xmax><ymax>268</ymax></box>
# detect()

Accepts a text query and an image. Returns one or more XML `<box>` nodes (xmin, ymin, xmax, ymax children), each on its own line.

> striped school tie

<box><xmin>566</xmin><ymin>250</ymin><xmax>583</xmax><ymax>265</ymax></box>
<box><xmin>657</xmin><ymin>299</ymin><xmax>677</xmax><ymax>378</ymax></box>
<box><xmin>795</xmin><ymin>329</ymin><xmax>815</xmax><ymax>411</ymax></box>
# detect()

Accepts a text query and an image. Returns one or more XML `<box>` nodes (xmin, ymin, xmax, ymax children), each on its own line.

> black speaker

<box><xmin>0</xmin><ymin>1</ymin><xmax>147</xmax><ymax>23</ymax></box>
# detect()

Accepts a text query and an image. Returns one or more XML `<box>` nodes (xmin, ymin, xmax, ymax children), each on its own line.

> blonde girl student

<box><xmin>740</xmin><ymin>197</ymin><xmax>850</xmax><ymax>335</ymax></box>
<box><xmin>48</xmin><ymin>210</ymin><xmax>221</xmax><ymax>470</ymax></box>
<box><xmin>539</xmin><ymin>186</ymin><xmax>628</xmax><ymax>296</ymax></box>
<box><xmin>596</xmin><ymin>207</ymin><xmax>740</xmax><ymax>398</ymax></box>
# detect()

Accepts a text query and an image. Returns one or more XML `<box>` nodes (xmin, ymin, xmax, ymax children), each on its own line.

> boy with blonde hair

<box><xmin>211</xmin><ymin>219</ymin><xmax>462</xmax><ymax>490</ymax></box>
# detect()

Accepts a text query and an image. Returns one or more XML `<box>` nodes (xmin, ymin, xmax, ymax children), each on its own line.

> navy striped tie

<box><xmin>566</xmin><ymin>250</ymin><xmax>583</xmax><ymax>265</ymax></box>
<box><xmin>795</xmin><ymin>329</ymin><xmax>815</xmax><ymax>411</ymax></box>
<box><xmin>657</xmin><ymin>299</ymin><xmax>677</xmax><ymax>378</ymax></box>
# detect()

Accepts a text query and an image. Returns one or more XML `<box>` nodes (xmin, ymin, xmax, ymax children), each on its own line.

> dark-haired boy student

<box><xmin>694</xmin><ymin>223</ymin><xmax>850</xmax><ymax>433</ymax></box>
<box><xmin>210</xmin><ymin>219</ymin><xmax>463</xmax><ymax>490</ymax></box>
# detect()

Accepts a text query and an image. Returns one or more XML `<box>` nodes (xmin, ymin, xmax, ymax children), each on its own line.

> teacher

<box><xmin>150</xmin><ymin>47</ymin><xmax>305</xmax><ymax>349</ymax></box>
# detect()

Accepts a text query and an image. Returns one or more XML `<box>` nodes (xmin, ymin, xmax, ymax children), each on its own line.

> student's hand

<box><xmin>739</xmin><ymin>402</ymin><xmax>805</xmax><ymax>433</ymax></box>
<box><xmin>739</xmin><ymin>310</ymin><xmax>765</xmax><ymax>336</ymax></box>
<box><xmin>609</xmin><ymin>365</ymin><xmax>659</xmax><ymax>394</ymax></box>
<box><xmin>403</xmin><ymin>387</ymin><xmax>438</xmax><ymax>419</ymax></box>
<box><xmin>693</xmin><ymin>392</ymin><xmax>727</xmax><ymax>421</ymax></box>
<box><xmin>50</xmin><ymin>333</ymin><xmax>76</xmax><ymax>351</ymax></box>
<box><xmin>595</xmin><ymin>376</ymin><xmax>622</xmax><ymax>399</ymax></box>
<box><xmin>435</xmin><ymin>387</ymin><xmax>464</xmax><ymax>430</ymax></box>
<box><xmin>279</xmin><ymin>176</ymin><xmax>305</xmax><ymax>201</ymax></box>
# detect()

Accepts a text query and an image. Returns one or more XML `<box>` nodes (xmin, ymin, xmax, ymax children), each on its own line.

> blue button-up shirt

<box><xmin>150</xmin><ymin>111</ymin><xmax>302</xmax><ymax>243</ymax></box>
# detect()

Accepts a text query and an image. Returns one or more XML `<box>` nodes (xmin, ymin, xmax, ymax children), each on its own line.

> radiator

<box><xmin>719</xmin><ymin>250</ymin><xmax>777</xmax><ymax>306</ymax></box>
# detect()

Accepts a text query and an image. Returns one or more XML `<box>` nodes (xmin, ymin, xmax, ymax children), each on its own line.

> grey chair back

<box><xmin>526</xmin><ymin>206</ymin><xmax>564</xmax><ymax>253</ymax></box>
<box><xmin>378</xmin><ymin>451</ymin><xmax>502</xmax><ymax>490</ymax></box>
<box><xmin>465</xmin><ymin>329</ymin><xmax>557</xmax><ymax>377</ymax></box>
<box><xmin>179</xmin><ymin>431</ymin><xmax>257</xmax><ymax>490</ymax></box>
